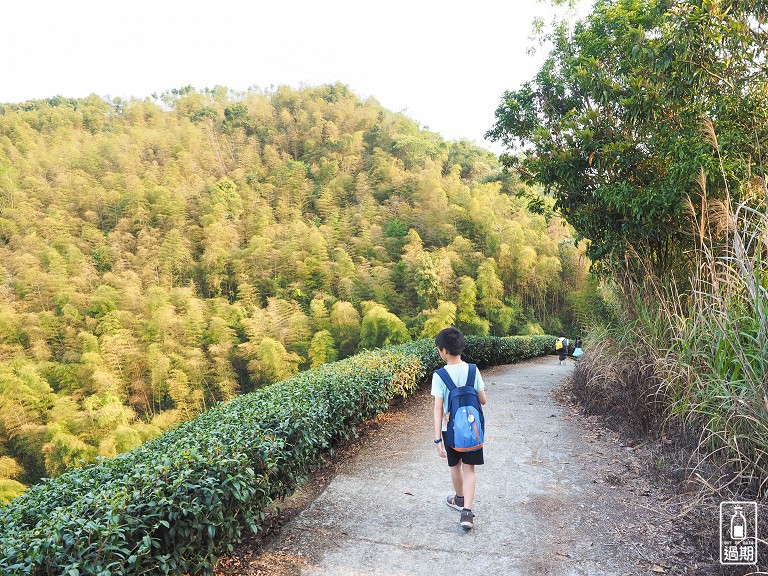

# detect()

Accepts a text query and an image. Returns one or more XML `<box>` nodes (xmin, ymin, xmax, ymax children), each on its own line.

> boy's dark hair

<box><xmin>435</xmin><ymin>327</ymin><xmax>465</xmax><ymax>356</ymax></box>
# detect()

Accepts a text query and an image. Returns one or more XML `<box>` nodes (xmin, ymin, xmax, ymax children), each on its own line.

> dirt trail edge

<box><xmin>217</xmin><ymin>356</ymin><xmax>691</xmax><ymax>576</ymax></box>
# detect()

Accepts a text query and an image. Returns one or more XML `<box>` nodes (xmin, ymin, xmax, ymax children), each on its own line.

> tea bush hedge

<box><xmin>0</xmin><ymin>335</ymin><xmax>553</xmax><ymax>575</ymax></box>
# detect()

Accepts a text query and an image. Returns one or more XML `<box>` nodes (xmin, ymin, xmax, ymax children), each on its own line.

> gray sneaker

<box><xmin>460</xmin><ymin>509</ymin><xmax>474</xmax><ymax>529</ymax></box>
<box><xmin>446</xmin><ymin>495</ymin><xmax>464</xmax><ymax>511</ymax></box>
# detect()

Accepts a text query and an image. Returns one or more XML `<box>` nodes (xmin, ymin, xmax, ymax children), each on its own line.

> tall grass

<box><xmin>657</xmin><ymin>116</ymin><xmax>768</xmax><ymax>494</ymax></box>
<box><xmin>671</xmin><ymin>197</ymin><xmax>768</xmax><ymax>494</ymax></box>
<box><xmin>570</xmin><ymin>321</ymin><xmax>669</xmax><ymax>438</ymax></box>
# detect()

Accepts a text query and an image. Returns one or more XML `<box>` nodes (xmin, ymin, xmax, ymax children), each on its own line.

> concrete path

<box><xmin>234</xmin><ymin>356</ymin><xmax>673</xmax><ymax>575</ymax></box>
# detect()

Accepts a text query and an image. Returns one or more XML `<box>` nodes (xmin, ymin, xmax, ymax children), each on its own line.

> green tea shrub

<box><xmin>0</xmin><ymin>336</ymin><xmax>552</xmax><ymax>575</ymax></box>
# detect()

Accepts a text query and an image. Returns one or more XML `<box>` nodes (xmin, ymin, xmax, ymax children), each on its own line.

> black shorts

<box><xmin>443</xmin><ymin>432</ymin><xmax>484</xmax><ymax>467</ymax></box>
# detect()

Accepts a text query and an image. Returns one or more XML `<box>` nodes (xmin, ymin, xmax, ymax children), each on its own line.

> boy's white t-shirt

<box><xmin>431</xmin><ymin>361</ymin><xmax>485</xmax><ymax>432</ymax></box>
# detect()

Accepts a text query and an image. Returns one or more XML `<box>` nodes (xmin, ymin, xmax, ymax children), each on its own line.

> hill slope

<box><xmin>0</xmin><ymin>84</ymin><xmax>588</xmax><ymax>496</ymax></box>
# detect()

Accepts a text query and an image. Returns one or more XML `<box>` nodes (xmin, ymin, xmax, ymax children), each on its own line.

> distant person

<box><xmin>572</xmin><ymin>337</ymin><xmax>584</xmax><ymax>359</ymax></box>
<box><xmin>555</xmin><ymin>332</ymin><xmax>569</xmax><ymax>365</ymax></box>
<box><xmin>431</xmin><ymin>327</ymin><xmax>487</xmax><ymax>530</ymax></box>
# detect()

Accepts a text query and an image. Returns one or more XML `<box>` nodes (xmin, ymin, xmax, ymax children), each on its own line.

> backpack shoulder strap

<box><xmin>435</xmin><ymin>368</ymin><xmax>457</xmax><ymax>391</ymax></box>
<box><xmin>467</xmin><ymin>363</ymin><xmax>477</xmax><ymax>388</ymax></box>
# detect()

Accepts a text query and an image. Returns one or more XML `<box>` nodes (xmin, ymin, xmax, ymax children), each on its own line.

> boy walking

<box><xmin>431</xmin><ymin>327</ymin><xmax>487</xmax><ymax>529</ymax></box>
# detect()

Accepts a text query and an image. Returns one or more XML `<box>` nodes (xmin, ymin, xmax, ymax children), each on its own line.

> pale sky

<box><xmin>2</xmin><ymin>1</ymin><xmax>590</xmax><ymax>152</ymax></box>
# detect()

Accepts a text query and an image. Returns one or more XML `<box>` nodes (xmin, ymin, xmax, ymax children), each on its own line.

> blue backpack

<box><xmin>435</xmin><ymin>364</ymin><xmax>485</xmax><ymax>452</ymax></box>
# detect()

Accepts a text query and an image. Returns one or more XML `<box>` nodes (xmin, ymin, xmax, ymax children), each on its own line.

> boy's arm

<box><xmin>475</xmin><ymin>369</ymin><xmax>487</xmax><ymax>405</ymax></box>
<box><xmin>433</xmin><ymin>396</ymin><xmax>446</xmax><ymax>458</ymax></box>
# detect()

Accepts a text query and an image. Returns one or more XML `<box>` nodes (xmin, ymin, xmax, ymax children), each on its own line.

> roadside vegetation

<box><xmin>489</xmin><ymin>0</ymin><xmax>768</xmax><ymax>560</ymax></box>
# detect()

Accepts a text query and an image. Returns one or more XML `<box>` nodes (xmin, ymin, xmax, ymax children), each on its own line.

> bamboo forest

<box><xmin>0</xmin><ymin>84</ymin><xmax>592</xmax><ymax>499</ymax></box>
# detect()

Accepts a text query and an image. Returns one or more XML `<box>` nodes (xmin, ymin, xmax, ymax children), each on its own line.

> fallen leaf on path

<box><xmin>651</xmin><ymin>564</ymin><xmax>667</xmax><ymax>573</ymax></box>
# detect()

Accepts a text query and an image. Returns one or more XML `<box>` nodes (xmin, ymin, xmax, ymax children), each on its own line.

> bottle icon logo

<box><xmin>730</xmin><ymin>505</ymin><xmax>747</xmax><ymax>540</ymax></box>
<box><xmin>720</xmin><ymin>501</ymin><xmax>757</xmax><ymax>565</ymax></box>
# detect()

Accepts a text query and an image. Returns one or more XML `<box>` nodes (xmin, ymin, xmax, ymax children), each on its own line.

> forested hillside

<box><xmin>0</xmin><ymin>84</ymin><xmax>588</xmax><ymax>499</ymax></box>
